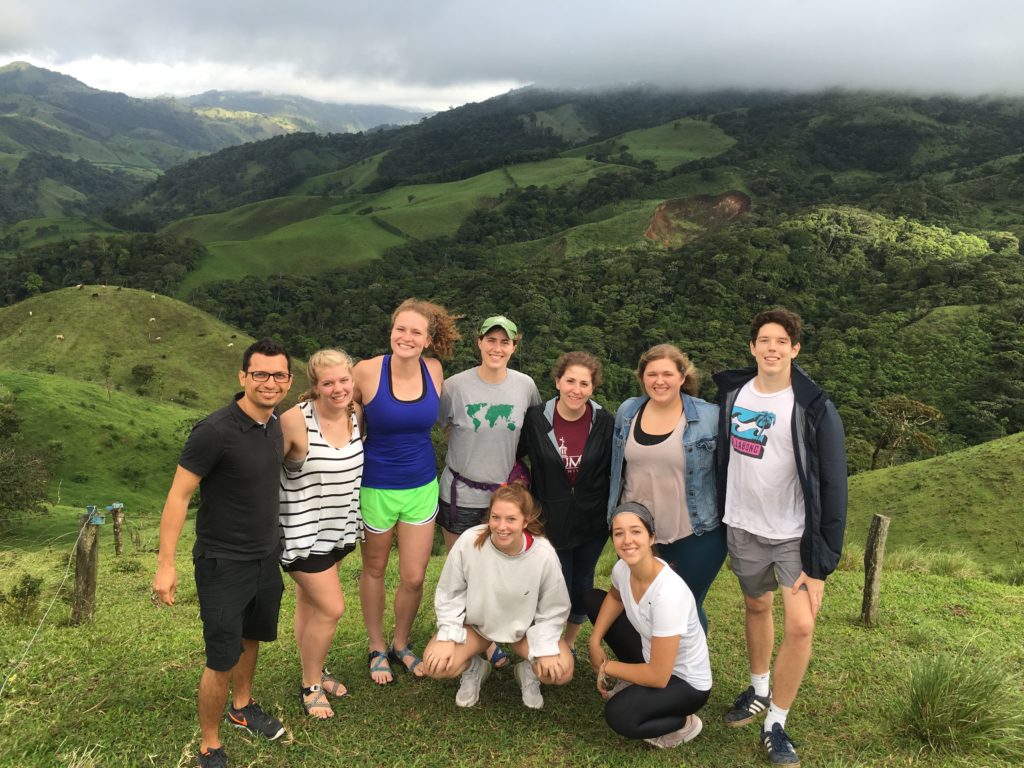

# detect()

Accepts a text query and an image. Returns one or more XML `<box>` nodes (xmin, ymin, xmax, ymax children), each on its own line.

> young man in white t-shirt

<box><xmin>713</xmin><ymin>308</ymin><xmax>847</xmax><ymax>768</ymax></box>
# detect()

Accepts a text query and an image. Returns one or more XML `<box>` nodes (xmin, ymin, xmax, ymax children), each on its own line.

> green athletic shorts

<box><xmin>360</xmin><ymin>478</ymin><xmax>439</xmax><ymax>533</ymax></box>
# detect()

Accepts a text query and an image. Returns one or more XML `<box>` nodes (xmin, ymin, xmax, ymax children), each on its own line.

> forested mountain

<box><xmin>4</xmin><ymin>84</ymin><xmax>1024</xmax><ymax>473</ymax></box>
<box><xmin>182</xmin><ymin>91</ymin><xmax>425</xmax><ymax>134</ymax></box>
<box><xmin>0</xmin><ymin>62</ymin><xmax>421</xmax><ymax>225</ymax></box>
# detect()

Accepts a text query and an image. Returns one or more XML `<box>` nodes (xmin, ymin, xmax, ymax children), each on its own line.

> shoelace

<box><xmin>766</xmin><ymin>725</ymin><xmax>799</xmax><ymax>752</ymax></box>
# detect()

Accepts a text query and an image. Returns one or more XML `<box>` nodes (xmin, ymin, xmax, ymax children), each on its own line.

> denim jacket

<box><xmin>607</xmin><ymin>394</ymin><xmax>720</xmax><ymax>536</ymax></box>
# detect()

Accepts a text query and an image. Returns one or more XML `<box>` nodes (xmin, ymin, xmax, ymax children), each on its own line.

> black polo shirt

<box><xmin>179</xmin><ymin>393</ymin><xmax>284</xmax><ymax>560</ymax></box>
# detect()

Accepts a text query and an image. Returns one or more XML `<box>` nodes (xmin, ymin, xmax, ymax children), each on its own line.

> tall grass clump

<box><xmin>885</xmin><ymin>546</ymin><xmax>982</xmax><ymax>579</ymax></box>
<box><xmin>897</xmin><ymin>651</ymin><xmax>1024</xmax><ymax>760</ymax></box>
<box><xmin>991</xmin><ymin>560</ymin><xmax>1024</xmax><ymax>586</ymax></box>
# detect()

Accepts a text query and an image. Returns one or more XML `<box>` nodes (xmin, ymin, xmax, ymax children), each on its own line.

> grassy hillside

<box><xmin>0</xmin><ymin>216</ymin><xmax>121</xmax><ymax>254</ymax></box>
<box><xmin>165</xmin><ymin>157</ymin><xmax>633</xmax><ymax>290</ymax></box>
<box><xmin>0</xmin><ymin>370</ymin><xmax>200</xmax><ymax>511</ymax></box>
<box><xmin>0</xmin><ymin>286</ymin><xmax>253</xmax><ymax>410</ymax></box>
<box><xmin>1</xmin><ymin>511</ymin><xmax>1022</xmax><ymax>767</ymax></box>
<box><xmin>564</xmin><ymin>118</ymin><xmax>736</xmax><ymax>169</ymax></box>
<box><xmin>176</xmin><ymin>213</ymin><xmax>405</xmax><ymax>294</ymax></box>
<box><xmin>847</xmin><ymin>431</ymin><xmax>1024</xmax><ymax>567</ymax></box>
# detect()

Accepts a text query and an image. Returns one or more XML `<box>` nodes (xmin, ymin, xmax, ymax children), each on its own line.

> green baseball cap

<box><xmin>479</xmin><ymin>315</ymin><xmax>518</xmax><ymax>338</ymax></box>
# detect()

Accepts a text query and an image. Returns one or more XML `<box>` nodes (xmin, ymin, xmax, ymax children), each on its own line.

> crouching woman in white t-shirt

<box><xmin>587</xmin><ymin>501</ymin><xmax>712</xmax><ymax>749</ymax></box>
<box><xmin>421</xmin><ymin>482</ymin><xmax>574</xmax><ymax>709</ymax></box>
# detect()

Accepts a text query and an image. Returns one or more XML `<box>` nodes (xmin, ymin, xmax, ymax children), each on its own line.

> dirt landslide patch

<box><xmin>644</xmin><ymin>191</ymin><xmax>751</xmax><ymax>245</ymax></box>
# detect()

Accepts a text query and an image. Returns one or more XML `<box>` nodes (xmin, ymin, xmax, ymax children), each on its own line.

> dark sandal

<box><xmin>299</xmin><ymin>683</ymin><xmax>333</xmax><ymax>719</ymax></box>
<box><xmin>320</xmin><ymin>667</ymin><xmax>350</xmax><ymax>698</ymax></box>
<box><xmin>387</xmin><ymin>644</ymin><xmax>425</xmax><ymax>678</ymax></box>
<box><xmin>368</xmin><ymin>650</ymin><xmax>395</xmax><ymax>685</ymax></box>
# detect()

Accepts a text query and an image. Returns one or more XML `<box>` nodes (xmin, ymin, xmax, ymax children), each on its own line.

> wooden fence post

<box><xmin>71</xmin><ymin>509</ymin><xmax>101</xmax><ymax>625</ymax></box>
<box><xmin>860</xmin><ymin>513</ymin><xmax>891</xmax><ymax>627</ymax></box>
<box><xmin>111</xmin><ymin>503</ymin><xmax>125</xmax><ymax>557</ymax></box>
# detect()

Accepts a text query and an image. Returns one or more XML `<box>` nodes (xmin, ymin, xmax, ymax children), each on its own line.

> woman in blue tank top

<box><xmin>354</xmin><ymin>298</ymin><xmax>461</xmax><ymax>685</ymax></box>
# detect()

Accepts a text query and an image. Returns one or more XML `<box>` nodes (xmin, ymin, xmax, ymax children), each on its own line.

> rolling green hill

<box><xmin>183</xmin><ymin>91</ymin><xmax>426</xmax><ymax>134</ymax></box>
<box><xmin>563</xmin><ymin>117</ymin><xmax>736</xmax><ymax>169</ymax></box>
<box><xmin>0</xmin><ymin>285</ymin><xmax>254</xmax><ymax>410</ymax></box>
<box><xmin>0</xmin><ymin>369</ymin><xmax>200</xmax><ymax>511</ymax></box>
<box><xmin>847</xmin><ymin>431</ymin><xmax>1024</xmax><ymax>567</ymax></box>
<box><xmin>0</xmin><ymin>62</ymin><xmax>421</xmax><ymax>227</ymax></box>
<box><xmin>162</xmin><ymin>157</ymin><xmax>636</xmax><ymax>289</ymax></box>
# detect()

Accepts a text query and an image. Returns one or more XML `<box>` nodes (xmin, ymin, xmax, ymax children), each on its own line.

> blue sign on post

<box><xmin>86</xmin><ymin>505</ymin><xmax>105</xmax><ymax>525</ymax></box>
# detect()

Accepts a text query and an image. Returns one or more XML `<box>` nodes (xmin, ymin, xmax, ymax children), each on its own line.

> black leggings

<box><xmin>585</xmin><ymin>589</ymin><xmax>711</xmax><ymax>739</ymax></box>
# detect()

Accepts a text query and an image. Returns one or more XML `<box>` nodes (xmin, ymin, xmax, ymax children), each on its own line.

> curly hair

<box><xmin>551</xmin><ymin>351</ymin><xmax>604</xmax><ymax>389</ymax></box>
<box><xmin>392</xmin><ymin>298</ymin><xmax>462</xmax><ymax>361</ymax></box>
<box><xmin>299</xmin><ymin>348</ymin><xmax>356</xmax><ymax>409</ymax></box>
<box><xmin>474</xmin><ymin>481</ymin><xmax>545</xmax><ymax>549</ymax></box>
<box><xmin>635</xmin><ymin>343</ymin><xmax>699</xmax><ymax>397</ymax></box>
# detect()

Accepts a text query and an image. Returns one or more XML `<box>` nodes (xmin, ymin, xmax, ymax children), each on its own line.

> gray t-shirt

<box><xmin>438</xmin><ymin>367</ymin><xmax>541</xmax><ymax>507</ymax></box>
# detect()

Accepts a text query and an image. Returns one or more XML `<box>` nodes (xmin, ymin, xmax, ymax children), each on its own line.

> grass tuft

<box><xmin>897</xmin><ymin>651</ymin><xmax>1024</xmax><ymax>760</ymax></box>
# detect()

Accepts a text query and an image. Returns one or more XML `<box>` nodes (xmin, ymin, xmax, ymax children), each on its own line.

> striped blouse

<box><xmin>279</xmin><ymin>401</ymin><xmax>365</xmax><ymax>564</ymax></box>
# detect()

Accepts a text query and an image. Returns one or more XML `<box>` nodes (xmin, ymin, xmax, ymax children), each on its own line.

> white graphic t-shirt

<box><xmin>723</xmin><ymin>381</ymin><xmax>805</xmax><ymax>540</ymax></box>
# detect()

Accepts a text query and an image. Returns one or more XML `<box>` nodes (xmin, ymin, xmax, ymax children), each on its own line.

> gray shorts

<box><xmin>437</xmin><ymin>500</ymin><xmax>489</xmax><ymax>535</ymax></box>
<box><xmin>727</xmin><ymin>526</ymin><xmax>803</xmax><ymax>597</ymax></box>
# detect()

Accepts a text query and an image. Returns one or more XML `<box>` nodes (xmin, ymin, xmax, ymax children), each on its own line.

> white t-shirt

<box><xmin>611</xmin><ymin>558</ymin><xmax>712</xmax><ymax>691</ymax></box>
<box><xmin>723</xmin><ymin>380</ymin><xmax>805</xmax><ymax>539</ymax></box>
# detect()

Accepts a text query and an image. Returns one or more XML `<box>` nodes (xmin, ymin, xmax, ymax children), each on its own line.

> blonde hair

<box><xmin>635</xmin><ymin>343</ymin><xmax>699</xmax><ymax>397</ymax></box>
<box><xmin>474</xmin><ymin>482</ymin><xmax>545</xmax><ymax>549</ymax></box>
<box><xmin>300</xmin><ymin>348</ymin><xmax>355</xmax><ymax>408</ymax></box>
<box><xmin>391</xmin><ymin>298</ymin><xmax>462</xmax><ymax>361</ymax></box>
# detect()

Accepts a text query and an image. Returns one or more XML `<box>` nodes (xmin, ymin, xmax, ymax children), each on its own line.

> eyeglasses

<box><xmin>246</xmin><ymin>371</ymin><xmax>292</xmax><ymax>383</ymax></box>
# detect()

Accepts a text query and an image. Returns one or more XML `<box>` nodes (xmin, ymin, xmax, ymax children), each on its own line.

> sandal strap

<box><xmin>321</xmin><ymin>667</ymin><xmax>348</xmax><ymax>697</ymax></box>
<box><xmin>389</xmin><ymin>644</ymin><xmax>423</xmax><ymax>673</ymax></box>
<box><xmin>300</xmin><ymin>683</ymin><xmax>332</xmax><ymax>716</ymax></box>
<box><xmin>368</xmin><ymin>650</ymin><xmax>392</xmax><ymax>672</ymax></box>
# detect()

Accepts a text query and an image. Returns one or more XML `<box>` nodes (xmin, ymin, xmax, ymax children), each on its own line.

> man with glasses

<box><xmin>153</xmin><ymin>338</ymin><xmax>293</xmax><ymax>768</ymax></box>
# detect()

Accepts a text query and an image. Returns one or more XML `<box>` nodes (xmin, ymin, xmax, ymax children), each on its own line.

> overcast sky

<box><xmin>3</xmin><ymin>1</ymin><xmax>1023</xmax><ymax>111</ymax></box>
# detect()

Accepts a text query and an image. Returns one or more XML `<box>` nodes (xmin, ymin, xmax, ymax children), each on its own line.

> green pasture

<box><xmin>565</xmin><ymin>118</ymin><xmax>736</xmax><ymax>170</ymax></box>
<box><xmin>174</xmin><ymin>212</ymin><xmax>404</xmax><ymax>294</ymax></box>
<box><xmin>0</xmin><ymin>370</ymin><xmax>199</xmax><ymax>512</ymax></box>
<box><xmin>525</xmin><ymin>103</ymin><xmax>597</xmax><ymax>143</ymax></box>
<box><xmin>164</xmin><ymin>197</ymin><xmax>342</xmax><ymax>242</ymax></box>
<box><xmin>0</xmin><ymin>286</ymin><xmax>252</xmax><ymax>411</ymax></box>
<box><xmin>292</xmin><ymin>152</ymin><xmax>387</xmax><ymax>195</ymax></box>
<box><xmin>0</xmin><ymin>216</ymin><xmax>121</xmax><ymax>253</ymax></box>
<box><xmin>165</xmin><ymin>156</ymin><xmax>639</xmax><ymax>291</ymax></box>
<box><xmin>1</xmin><ymin>507</ymin><xmax>1022</xmax><ymax>767</ymax></box>
<box><xmin>847</xmin><ymin>431</ymin><xmax>1024</xmax><ymax>567</ymax></box>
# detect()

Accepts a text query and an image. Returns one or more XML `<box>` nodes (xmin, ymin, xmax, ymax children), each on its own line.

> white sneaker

<box><xmin>515</xmin><ymin>661</ymin><xmax>544</xmax><ymax>710</ymax></box>
<box><xmin>644</xmin><ymin>714</ymin><xmax>703</xmax><ymax>748</ymax></box>
<box><xmin>455</xmin><ymin>655</ymin><xmax>491</xmax><ymax>708</ymax></box>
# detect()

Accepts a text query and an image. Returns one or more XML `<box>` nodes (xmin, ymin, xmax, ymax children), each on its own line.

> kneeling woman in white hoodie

<box><xmin>422</xmin><ymin>482</ymin><xmax>573</xmax><ymax>709</ymax></box>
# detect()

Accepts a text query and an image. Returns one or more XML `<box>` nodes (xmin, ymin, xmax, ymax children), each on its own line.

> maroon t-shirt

<box><xmin>552</xmin><ymin>403</ymin><xmax>592</xmax><ymax>486</ymax></box>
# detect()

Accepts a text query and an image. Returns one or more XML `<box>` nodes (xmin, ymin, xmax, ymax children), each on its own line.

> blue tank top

<box><xmin>362</xmin><ymin>355</ymin><xmax>440</xmax><ymax>489</ymax></box>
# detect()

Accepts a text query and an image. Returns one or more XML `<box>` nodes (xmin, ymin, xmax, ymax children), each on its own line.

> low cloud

<box><xmin>3</xmin><ymin>1</ymin><xmax>1023</xmax><ymax>107</ymax></box>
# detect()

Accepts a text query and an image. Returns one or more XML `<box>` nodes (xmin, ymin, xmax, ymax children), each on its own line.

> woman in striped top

<box><xmin>280</xmin><ymin>348</ymin><xmax>365</xmax><ymax>719</ymax></box>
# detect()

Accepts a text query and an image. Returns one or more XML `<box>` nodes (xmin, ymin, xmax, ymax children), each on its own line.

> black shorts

<box><xmin>437</xmin><ymin>500</ymin><xmax>489</xmax><ymax>535</ymax></box>
<box><xmin>194</xmin><ymin>551</ymin><xmax>284</xmax><ymax>672</ymax></box>
<box><xmin>281</xmin><ymin>544</ymin><xmax>356</xmax><ymax>574</ymax></box>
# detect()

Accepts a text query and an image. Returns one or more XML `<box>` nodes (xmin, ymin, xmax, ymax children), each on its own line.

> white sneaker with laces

<box><xmin>514</xmin><ymin>661</ymin><xmax>544</xmax><ymax>709</ymax></box>
<box><xmin>455</xmin><ymin>655</ymin><xmax>491</xmax><ymax>708</ymax></box>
